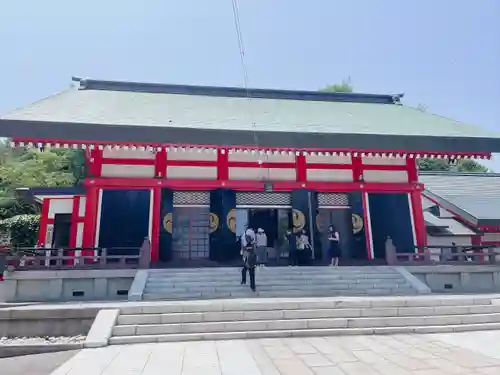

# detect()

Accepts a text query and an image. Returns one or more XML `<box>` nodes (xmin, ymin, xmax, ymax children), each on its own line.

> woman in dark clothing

<box><xmin>328</xmin><ymin>225</ymin><xmax>341</xmax><ymax>267</ymax></box>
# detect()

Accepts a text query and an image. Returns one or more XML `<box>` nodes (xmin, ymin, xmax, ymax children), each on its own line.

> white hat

<box><xmin>257</xmin><ymin>228</ymin><xmax>264</xmax><ymax>233</ymax></box>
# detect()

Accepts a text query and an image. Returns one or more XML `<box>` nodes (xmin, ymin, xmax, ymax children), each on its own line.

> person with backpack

<box><xmin>240</xmin><ymin>226</ymin><xmax>255</xmax><ymax>259</ymax></box>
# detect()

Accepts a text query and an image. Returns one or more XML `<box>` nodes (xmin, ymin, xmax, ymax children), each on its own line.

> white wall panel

<box><xmin>306</xmin><ymin>169</ymin><xmax>353</xmax><ymax>182</ymax></box>
<box><xmin>76</xmin><ymin>223</ymin><xmax>84</xmax><ymax>247</ymax></box>
<box><xmin>306</xmin><ymin>155</ymin><xmax>352</xmax><ymax>164</ymax></box>
<box><xmin>482</xmin><ymin>233</ymin><xmax>500</xmax><ymax>242</ymax></box>
<box><xmin>101</xmin><ymin>164</ymin><xmax>155</xmax><ymax>178</ymax></box>
<box><xmin>102</xmin><ymin>149</ymin><xmax>154</xmax><ymax>159</ymax></box>
<box><xmin>48</xmin><ymin>199</ymin><xmax>73</xmax><ymax>218</ymax></box>
<box><xmin>362</xmin><ymin>156</ymin><xmax>406</xmax><ymax>166</ymax></box>
<box><xmin>228</xmin><ymin>152</ymin><xmax>294</xmax><ymax>163</ymax></box>
<box><xmin>229</xmin><ymin>167</ymin><xmax>264</xmax><ymax>180</ymax></box>
<box><xmin>168</xmin><ymin>150</ymin><xmax>217</xmax><ymax>161</ymax></box>
<box><xmin>167</xmin><ymin>166</ymin><xmax>217</xmax><ymax>179</ymax></box>
<box><xmin>78</xmin><ymin>197</ymin><xmax>86</xmax><ymax>217</ymax></box>
<box><xmin>267</xmin><ymin>168</ymin><xmax>296</xmax><ymax>181</ymax></box>
<box><xmin>363</xmin><ymin>170</ymin><xmax>408</xmax><ymax>183</ymax></box>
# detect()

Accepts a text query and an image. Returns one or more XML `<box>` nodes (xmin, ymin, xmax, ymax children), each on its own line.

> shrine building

<box><xmin>1</xmin><ymin>78</ymin><xmax>500</xmax><ymax>265</ymax></box>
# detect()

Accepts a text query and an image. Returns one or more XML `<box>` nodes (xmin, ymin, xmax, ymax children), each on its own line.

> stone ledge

<box><xmin>128</xmin><ymin>270</ymin><xmax>149</xmax><ymax>301</ymax></box>
<box><xmin>84</xmin><ymin>309</ymin><xmax>120</xmax><ymax>348</ymax></box>
<box><xmin>0</xmin><ymin>343</ymin><xmax>83</xmax><ymax>358</ymax></box>
<box><xmin>393</xmin><ymin>266</ymin><xmax>432</xmax><ymax>294</ymax></box>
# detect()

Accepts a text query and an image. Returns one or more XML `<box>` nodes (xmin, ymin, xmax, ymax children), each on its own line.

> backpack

<box><xmin>245</xmin><ymin>234</ymin><xmax>253</xmax><ymax>246</ymax></box>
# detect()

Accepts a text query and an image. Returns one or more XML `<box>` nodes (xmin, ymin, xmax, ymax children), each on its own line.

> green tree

<box><xmin>320</xmin><ymin>79</ymin><xmax>353</xmax><ymax>93</ymax></box>
<box><xmin>417</xmin><ymin>158</ymin><xmax>488</xmax><ymax>172</ymax></box>
<box><xmin>0</xmin><ymin>140</ymin><xmax>85</xmax><ymax>219</ymax></box>
<box><xmin>413</xmin><ymin>105</ymin><xmax>488</xmax><ymax>172</ymax></box>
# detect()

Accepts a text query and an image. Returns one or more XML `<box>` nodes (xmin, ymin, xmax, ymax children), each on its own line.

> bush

<box><xmin>0</xmin><ymin>214</ymin><xmax>40</xmax><ymax>247</ymax></box>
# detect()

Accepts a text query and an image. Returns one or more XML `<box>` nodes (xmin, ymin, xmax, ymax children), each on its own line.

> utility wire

<box><xmin>230</xmin><ymin>0</ymin><xmax>270</xmax><ymax>180</ymax></box>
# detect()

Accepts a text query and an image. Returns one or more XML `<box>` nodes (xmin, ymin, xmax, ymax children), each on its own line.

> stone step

<box><xmin>112</xmin><ymin>312</ymin><xmax>500</xmax><ymax>337</ymax></box>
<box><xmin>143</xmin><ymin>289</ymin><xmax>418</xmax><ymax>300</ymax></box>
<box><xmin>147</xmin><ymin>271</ymin><xmax>405</xmax><ymax>279</ymax></box>
<box><xmin>108</xmin><ymin>321</ymin><xmax>500</xmax><ymax>345</ymax></box>
<box><xmin>145</xmin><ymin>282</ymin><xmax>412</xmax><ymax>293</ymax></box>
<box><xmin>145</xmin><ymin>281</ymin><xmax>409</xmax><ymax>290</ymax></box>
<box><xmin>117</xmin><ymin>304</ymin><xmax>500</xmax><ymax>325</ymax></box>
<box><xmin>148</xmin><ymin>266</ymin><xmax>399</xmax><ymax>274</ymax></box>
<box><xmin>120</xmin><ymin>296</ymin><xmax>494</xmax><ymax>314</ymax></box>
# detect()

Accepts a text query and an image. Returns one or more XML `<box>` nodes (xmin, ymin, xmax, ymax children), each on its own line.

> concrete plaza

<box><xmin>24</xmin><ymin>330</ymin><xmax>499</xmax><ymax>375</ymax></box>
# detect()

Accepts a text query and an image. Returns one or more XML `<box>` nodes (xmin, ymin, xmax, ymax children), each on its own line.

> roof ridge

<box><xmin>72</xmin><ymin>77</ymin><xmax>402</xmax><ymax>105</ymax></box>
<box><xmin>419</xmin><ymin>171</ymin><xmax>500</xmax><ymax>177</ymax></box>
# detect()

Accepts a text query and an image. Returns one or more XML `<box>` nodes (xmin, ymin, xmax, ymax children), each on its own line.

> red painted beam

<box><xmin>37</xmin><ymin>198</ymin><xmax>51</xmax><ymax>247</ymax></box>
<box><xmin>100</xmin><ymin>157</ymin><xmax>410</xmax><ymax>172</ymax></box>
<box><xmin>83</xmin><ymin>177</ymin><xmax>419</xmax><ymax>193</ymax></box>
<box><xmin>421</xmin><ymin>193</ymin><xmax>480</xmax><ymax>230</ymax></box>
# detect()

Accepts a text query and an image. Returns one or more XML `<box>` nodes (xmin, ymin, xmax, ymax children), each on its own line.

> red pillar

<box><xmin>296</xmin><ymin>154</ymin><xmax>307</xmax><ymax>183</ymax></box>
<box><xmin>37</xmin><ymin>199</ymin><xmax>51</xmax><ymax>247</ymax></box>
<box><xmin>88</xmin><ymin>149</ymin><xmax>103</xmax><ymax>177</ymax></box>
<box><xmin>352</xmin><ymin>155</ymin><xmax>363</xmax><ymax>182</ymax></box>
<box><xmin>410</xmin><ymin>188</ymin><xmax>427</xmax><ymax>252</ymax></box>
<box><xmin>217</xmin><ymin>149</ymin><xmax>229</xmax><ymax>180</ymax></box>
<box><xmin>155</xmin><ymin>150</ymin><xmax>167</xmax><ymax>178</ymax></box>
<box><xmin>150</xmin><ymin>186</ymin><xmax>161</xmax><ymax>263</ymax></box>
<box><xmin>67</xmin><ymin>196</ymin><xmax>81</xmax><ymax>264</ymax></box>
<box><xmin>82</xmin><ymin>186</ymin><xmax>99</xmax><ymax>250</ymax></box>
<box><xmin>406</xmin><ymin>158</ymin><xmax>418</xmax><ymax>183</ymax></box>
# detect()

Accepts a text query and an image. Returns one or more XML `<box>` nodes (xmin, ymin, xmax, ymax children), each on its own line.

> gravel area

<box><xmin>0</xmin><ymin>335</ymin><xmax>86</xmax><ymax>345</ymax></box>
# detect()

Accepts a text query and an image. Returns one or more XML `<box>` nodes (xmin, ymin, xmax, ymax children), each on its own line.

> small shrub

<box><xmin>0</xmin><ymin>214</ymin><xmax>40</xmax><ymax>247</ymax></box>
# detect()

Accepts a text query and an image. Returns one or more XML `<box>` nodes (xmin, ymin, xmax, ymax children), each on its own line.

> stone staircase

<box><xmin>109</xmin><ymin>296</ymin><xmax>500</xmax><ymax>345</ymax></box>
<box><xmin>132</xmin><ymin>266</ymin><xmax>425</xmax><ymax>301</ymax></box>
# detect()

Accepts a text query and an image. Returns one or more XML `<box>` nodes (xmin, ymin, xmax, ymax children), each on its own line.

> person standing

<box><xmin>241</xmin><ymin>246</ymin><xmax>257</xmax><ymax>291</ymax></box>
<box><xmin>240</xmin><ymin>226</ymin><xmax>255</xmax><ymax>260</ymax></box>
<box><xmin>297</xmin><ymin>229</ymin><xmax>311</xmax><ymax>265</ymax></box>
<box><xmin>285</xmin><ymin>229</ymin><xmax>298</xmax><ymax>266</ymax></box>
<box><xmin>255</xmin><ymin>228</ymin><xmax>268</xmax><ymax>267</ymax></box>
<box><xmin>328</xmin><ymin>225</ymin><xmax>341</xmax><ymax>267</ymax></box>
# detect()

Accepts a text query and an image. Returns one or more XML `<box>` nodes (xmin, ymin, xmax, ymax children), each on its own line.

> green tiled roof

<box><xmin>1</xmin><ymin>79</ymin><xmax>499</xmax><ymax>152</ymax></box>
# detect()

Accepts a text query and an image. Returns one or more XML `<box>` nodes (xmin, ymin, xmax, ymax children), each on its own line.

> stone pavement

<box><xmin>44</xmin><ymin>331</ymin><xmax>500</xmax><ymax>375</ymax></box>
<box><xmin>0</xmin><ymin>350</ymin><xmax>80</xmax><ymax>375</ymax></box>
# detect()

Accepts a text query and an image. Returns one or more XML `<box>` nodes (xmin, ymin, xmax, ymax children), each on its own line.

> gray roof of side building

<box><xmin>1</xmin><ymin>78</ymin><xmax>500</xmax><ymax>152</ymax></box>
<box><xmin>419</xmin><ymin>171</ymin><xmax>500</xmax><ymax>227</ymax></box>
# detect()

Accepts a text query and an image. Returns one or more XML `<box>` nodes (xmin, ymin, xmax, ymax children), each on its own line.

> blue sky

<box><xmin>1</xmin><ymin>0</ymin><xmax>499</xmax><ymax>168</ymax></box>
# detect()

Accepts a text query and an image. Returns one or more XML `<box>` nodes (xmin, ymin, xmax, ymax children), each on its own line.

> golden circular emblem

<box><xmin>352</xmin><ymin>213</ymin><xmax>364</xmax><ymax>234</ymax></box>
<box><xmin>227</xmin><ymin>209</ymin><xmax>236</xmax><ymax>233</ymax></box>
<box><xmin>162</xmin><ymin>213</ymin><xmax>173</xmax><ymax>234</ymax></box>
<box><xmin>209</xmin><ymin>213</ymin><xmax>219</xmax><ymax>233</ymax></box>
<box><xmin>292</xmin><ymin>209</ymin><xmax>306</xmax><ymax>233</ymax></box>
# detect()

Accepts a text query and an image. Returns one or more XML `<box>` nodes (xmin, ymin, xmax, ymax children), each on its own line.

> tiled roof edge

<box><xmin>419</xmin><ymin>171</ymin><xmax>500</xmax><ymax>177</ymax></box>
<box><xmin>71</xmin><ymin>76</ymin><xmax>401</xmax><ymax>105</ymax></box>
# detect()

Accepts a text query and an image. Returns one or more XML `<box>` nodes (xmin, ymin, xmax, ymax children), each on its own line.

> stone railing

<box><xmin>2</xmin><ymin>238</ymin><xmax>151</xmax><ymax>272</ymax></box>
<box><xmin>385</xmin><ymin>237</ymin><xmax>499</xmax><ymax>266</ymax></box>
